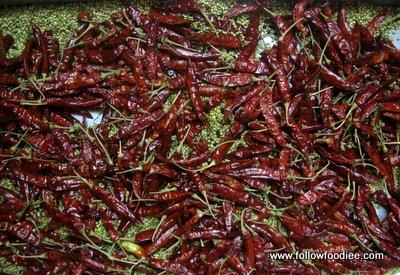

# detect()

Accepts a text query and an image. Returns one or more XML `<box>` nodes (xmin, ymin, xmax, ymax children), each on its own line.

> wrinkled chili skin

<box><xmin>294</xmin><ymin>0</ymin><xmax>308</xmax><ymax>30</ymax></box>
<box><xmin>148</xmin><ymin>11</ymin><xmax>192</xmax><ymax>25</ymax></box>
<box><xmin>211</xmin><ymin>121</ymin><xmax>244</xmax><ymax>164</ymax></box>
<box><xmin>1</xmin><ymin>221</ymin><xmax>41</xmax><ymax>246</ymax></box>
<box><xmin>296</xmin><ymin>176</ymin><xmax>336</xmax><ymax>206</ymax></box>
<box><xmin>187</xmin><ymin>62</ymin><xmax>206</xmax><ymax>121</ymax></box>
<box><xmin>182</xmin><ymin>28</ymin><xmax>243</xmax><ymax>49</ymax></box>
<box><xmin>159</xmin><ymin>44</ymin><xmax>219</xmax><ymax>60</ymax></box>
<box><xmin>111</xmin><ymin>109</ymin><xmax>165</xmax><ymax>141</ymax></box>
<box><xmin>0</xmin><ymin>100</ymin><xmax>49</xmax><ymax>130</ymax></box>
<box><xmin>225</xmin><ymin>82</ymin><xmax>267</xmax><ymax>119</ymax></box>
<box><xmin>201</xmin><ymin>71</ymin><xmax>254</xmax><ymax>87</ymax></box>
<box><xmin>259</xmin><ymin>89</ymin><xmax>287</xmax><ymax>146</ymax></box>
<box><xmin>1</xmin><ymin>1</ymin><xmax>400</xmax><ymax>274</ymax></box>
<box><xmin>315</xmin><ymin>64</ymin><xmax>359</xmax><ymax>91</ymax></box>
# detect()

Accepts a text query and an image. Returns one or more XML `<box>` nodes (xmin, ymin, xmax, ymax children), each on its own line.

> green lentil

<box><xmin>0</xmin><ymin>1</ymin><xmax>120</xmax><ymax>58</ymax></box>
<box><xmin>264</xmin><ymin>215</ymin><xmax>289</xmax><ymax>237</ymax></box>
<box><xmin>198</xmin><ymin>102</ymin><xmax>233</xmax><ymax>150</ymax></box>
<box><xmin>197</xmin><ymin>0</ymin><xmax>237</xmax><ymax>18</ymax></box>
<box><xmin>0</xmin><ymin>178</ymin><xmax>17</xmax><ymax>192</ymax></box>
<box><xmin>0</xmin><ymin>257</ymin><xmax>25</xmax><ymax>274</ymax></box>
<box><xmin>53</xmin><ymin>226</ymin><xmax>70</xmax><ymax>240</ymax></box>
<box><xmin>92</xmin><ymin>220</ymin><xmax>110</xmax><ymax>240</ymax></box>
<box><xmin>108</xmin><ymin>124</ymin><xmax>119</xmax><ymax>138</ymax></box>
<box><xmin>123</xmin><ymin>217</ymin><xmax>160</xmax><ymax>239</ymax></box>
<box><xmin>168</xmin><ymin>135</ymin><xmax>192</xmax><ymax>159</ymax></box>
<box><xmin>394</xmin><ymin>166</ymin><xmax>400</xmax><ymax>189</ymax></box>
<box><xmin>31</xmin><ymin>206</ymin><xmax>51</xmax><ymax>230</ymax></box>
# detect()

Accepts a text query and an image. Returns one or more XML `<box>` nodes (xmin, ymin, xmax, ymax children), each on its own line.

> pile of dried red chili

<box><xmin>1</xmin><ymin>0</ymin><xmax>400</xmax><ymax>273</ymax></box>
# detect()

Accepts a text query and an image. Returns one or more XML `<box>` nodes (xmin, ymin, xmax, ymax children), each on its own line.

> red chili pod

<box><xmin>211</xmin><ymin>121</ymin><xmax>244</xmax><ymax>164</ymax></box>
<box><xmin>0</xmin><ymin>100</ymin><xmax>48</xmax><ymax>130</ymax></box>
<box><xmin>259</xmin><ymin>90</ymin><xmax>286</xmax><ymax>147</ymax></box>
<box><xmin>187</xmin><ymin>62</ymin><xmax>206</xmax><ymax>121</ymax></box>
<box><xmin>92</xmin><ymin>184</ymin><xmax>135</xmax><ymax>220</ymax></box>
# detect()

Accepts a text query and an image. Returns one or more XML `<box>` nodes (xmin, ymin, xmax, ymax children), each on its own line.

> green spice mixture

<box><xmin>0</xmin><ymin>0</ymin><xmax>400</xmax><ymax>274</ymax></box>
